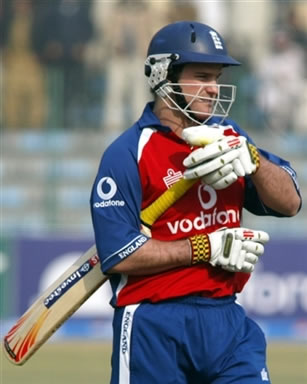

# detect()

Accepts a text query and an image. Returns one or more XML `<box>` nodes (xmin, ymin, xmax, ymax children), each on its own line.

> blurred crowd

<box><xmin>1</xmin><ymin>0</ymin><xmax>307</xmax><ymax>136</ymax></box>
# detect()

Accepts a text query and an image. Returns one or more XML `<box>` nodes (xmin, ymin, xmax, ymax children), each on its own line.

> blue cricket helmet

<box><xmin>144</xmin><ymin>21</ymin><xmax>239</xmax><ymax>124</ymax></box>
<box><xmin>146</xmin><ymin>21</ymin><xmax>240</xmax><ymax>67</ymax></box>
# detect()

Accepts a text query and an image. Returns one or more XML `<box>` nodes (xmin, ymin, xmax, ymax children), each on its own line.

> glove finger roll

<box><xmin>184</xmin><ymin>150</ymin><xmax>240</xmax><ymax>179</ymax></box>
<box><xmin>211</xmin><ymin>172</ymin><xmax>238</xmax><ymax>190</ymax></box>
<box><xmin>241</xmin><ymin>241</ymin><xmax>264</xmax><ymax>256</ymax></box>
<box><xmin>241</xmin><ymin>261</ymin><xmax>255</xmax><ymax>273</ymax></box>
<box><xmin>183</xmin><ymin>136</ymin><xmax>240</xmax><ymax>168</ymax></box>
<box><xmin>244</xmin><ymin>252</ymin><xmax>259</xmax><ymax>265</ymax></box>
<box><xmin>232</xmin><ymin>158</ymin><xmax>245</xmax><ymax>177</ymax></box>
<box><xmin>202</xmin><ymin>163</ymin><xmax>234</xmax><ymax>184</ymax></box>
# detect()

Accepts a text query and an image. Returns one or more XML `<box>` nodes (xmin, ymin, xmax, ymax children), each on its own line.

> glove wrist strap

<box><xmin>247</xmin><ymin>143</ymin><xmax>260</xmax><ymax>173</ymax></box>
<box><xmin>188</xmin><ymin>234</ymin><xmax>211</xmax><ymax>264</ymax></box>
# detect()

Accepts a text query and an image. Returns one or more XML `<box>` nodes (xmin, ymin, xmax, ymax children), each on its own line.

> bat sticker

<box><xmin>44</xmin><ymin>255</ymin><xmax>100</xmax><ymax>308</ymax></box>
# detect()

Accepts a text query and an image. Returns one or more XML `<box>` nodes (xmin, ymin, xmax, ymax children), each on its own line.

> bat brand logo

<box><xmin>44</xmin><ymin>258</ymin><xmax>96</xmax><ymax>308</ymax></box>
<box><xmin>97</xmin><ymin>177</ymin><xmax>117</xmax><ymax>200</ymax></box>
<box><xmin>44</xmin><ymin>271</ymin><xmax>82</xmax><ymax>307</ymax></box>
<box><xmin>80</xmin><ymin>262</ymin><xmax>90</xmax><ymax>273</ymax></box>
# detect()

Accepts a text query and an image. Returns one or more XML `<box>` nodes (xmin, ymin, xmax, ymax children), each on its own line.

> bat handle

<box><xmin>140</xmin><ymin>178</ymin><xmax>197</xmax><ymax>227</ymax></box>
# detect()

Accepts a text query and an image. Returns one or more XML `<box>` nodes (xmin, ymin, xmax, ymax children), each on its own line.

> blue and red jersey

<box><xmin>90</xmin><ymin>102</ymin><xmax>300</xmax><ymax>307</ymax></box>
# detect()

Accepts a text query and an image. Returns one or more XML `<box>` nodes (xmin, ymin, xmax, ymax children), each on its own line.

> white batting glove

<box><xmin>182</xmin><ymin>125</ymin><xmax>224</xmax><ymax>146</ymax></box>
<box><xmin>183</xmin><ymin>136</ymin><xmax>260</xmax><ymax>190</ymax></box>
<box><xmin>188</xmin><ymin>227</ymin><xmax>269</xmax><ymax>273</ymax></box>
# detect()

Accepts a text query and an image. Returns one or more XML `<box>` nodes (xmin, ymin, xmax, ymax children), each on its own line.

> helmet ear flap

<box><xmin>145</xmin><ymin>56</ymin><xmax>158</xmax><ymax>77</ymax></box>
<box><xmin>145</xmin><ymin>65</ymin><xmax>151</xmax><ymax>77</ymax></box>
<box><xmin>144</xmin><ymin>54</ymin><xmax>180</xmax><ymax>93</ymax></box>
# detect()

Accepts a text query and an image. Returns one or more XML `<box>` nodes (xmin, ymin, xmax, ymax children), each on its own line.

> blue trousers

<box><xmin>110</xmin><ymin>295</ymin><xmax>270</xmax><ymax>383</ymax></box>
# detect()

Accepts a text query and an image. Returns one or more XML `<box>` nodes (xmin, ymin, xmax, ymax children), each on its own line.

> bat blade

<box><xmin>3</xmin><ymin>245</ymin><xmax>107</xmax><ymax>366</ymax></box>
<box><xmin>3</xmin><ymin>161</ymin><xmax>203</xmax><ymax>365</ymax></box>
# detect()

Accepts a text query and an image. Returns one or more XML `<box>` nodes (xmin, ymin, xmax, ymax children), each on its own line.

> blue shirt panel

<box><xmin>90</xmin><ymin>124</ymin><xmax>149</xmax><ymax>273</ymax></box>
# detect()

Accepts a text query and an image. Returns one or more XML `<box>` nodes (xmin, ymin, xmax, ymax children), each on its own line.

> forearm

<box><xmin>108</xmin><ymin>226</ymin><xmax>270</xmax><ymax>275</ymax></box>
<box><xmin>108</xmin><ymin>238</ymin><xmax>191</xmax><ymax>275</ymax></box>
<box><xmin>251</xmin><ymin>155</ymin><xmax>301</xmax><ymax>216</ymax></box>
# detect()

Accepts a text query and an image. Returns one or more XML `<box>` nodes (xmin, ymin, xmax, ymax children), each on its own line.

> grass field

<box><xmin>2</xmin><ymin>341</ymin><xmax>307</xmax><ymax>383</ymax></box>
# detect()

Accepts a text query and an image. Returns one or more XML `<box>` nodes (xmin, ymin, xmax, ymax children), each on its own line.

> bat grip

<box><xmin>140</xmin><ymin>178</ymin><xmax>197</xmax><ymax>227</ymax></box>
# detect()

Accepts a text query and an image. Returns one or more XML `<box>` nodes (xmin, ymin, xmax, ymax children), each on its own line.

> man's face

<box><xmin>177</xmin><ymin>63</ymin><xmax>223</xmax><ymax>121</ymax></box>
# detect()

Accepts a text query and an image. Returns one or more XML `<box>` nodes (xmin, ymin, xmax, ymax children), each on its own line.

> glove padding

<box><xmin>182</xmin><ymin>125</ymin><xmax>224</xmax><ymax>146</ymax></box>
<box><xmin>208</xmin><ymin>227</ymin><xmax>269</xmax><ymax>273</ymax></box>
<box><xmin>183</xmin><ymin>136</ymin><xmax>259</xmax><ymax>189</ymax></box>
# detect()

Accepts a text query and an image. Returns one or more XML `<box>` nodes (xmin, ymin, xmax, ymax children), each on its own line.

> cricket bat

<box><xmin>3</xmin><ymin>128</ymin><xmax>222</xmax><ymax>366</ymax></box>
<box><xmin>3</xmin><ymin>178</ymin><xmax>197</xmax><ymax>366</ymax></box>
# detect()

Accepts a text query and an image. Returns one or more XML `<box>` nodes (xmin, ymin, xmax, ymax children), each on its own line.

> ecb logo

<box><xmin>209</xmin><ymin>31</ymin><xmax>223</xmax><ymax>50</ymax></box>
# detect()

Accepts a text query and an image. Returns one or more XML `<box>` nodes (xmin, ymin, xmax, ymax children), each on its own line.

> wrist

<box><xmin>188</xmin><ymin>234</ymin><xmax>211</xmax><ymax>265</ymax></box>
<box><xmin>247</xmin><ymin>143</ymin><xmax>260</xmax><ymax>174</ymax></box>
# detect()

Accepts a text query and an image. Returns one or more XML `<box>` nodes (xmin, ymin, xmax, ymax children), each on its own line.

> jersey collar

<box><xmin>137</xmin><ymin>102</ymin><xmax>171</xmax><ymax>133</ymax></box>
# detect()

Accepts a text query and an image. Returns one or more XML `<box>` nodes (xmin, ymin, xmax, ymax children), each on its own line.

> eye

<box><xmin>195</xmin><ymin>73</ymin><xmax>210</xmax><ymax>81</ymax></box>
<box><xmin>195</xmin><ymin>72</ymin><xmax>222</xmax><ymax>82</ymax></box>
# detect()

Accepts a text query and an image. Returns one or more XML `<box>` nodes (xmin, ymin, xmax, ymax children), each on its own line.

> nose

<box><xmin>205</xmin><ymin>82</ymin><xmax>219</xmax><ymax>97</ymax></box>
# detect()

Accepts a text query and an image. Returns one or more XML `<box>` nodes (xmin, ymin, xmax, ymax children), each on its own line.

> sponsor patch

<box><xmin>94</xmin><ymin>177</ymin><xmax>125</xmax><ymax>208</ymax></box>
<box><xmin>94</xmin><ymin>200</ymin><xmax>125</xmax><ymax>208</ymax></box>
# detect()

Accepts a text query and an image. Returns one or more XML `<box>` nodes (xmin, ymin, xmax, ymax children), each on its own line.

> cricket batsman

<box><xmin>90</xmin><ymin>21</ymin><xmax>301</xmax><ymax>383</ymax></box>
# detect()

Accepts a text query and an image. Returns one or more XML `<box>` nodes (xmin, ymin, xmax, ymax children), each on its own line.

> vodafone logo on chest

<box><xmin>166</xmin><ymin>184</ymin><xmax>240</xmax><ymax>235</ymax></box>
<box><xmin>198</xmin><ymin>184</ymin><xmax>217</xmax><ymax>209</ymax></box>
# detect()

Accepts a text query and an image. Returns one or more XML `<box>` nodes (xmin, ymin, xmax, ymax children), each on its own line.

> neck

<box><xmin>153</xmin><ymin>100</ymin><xmax>192</xmax><ymax>138</ymax></box>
